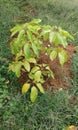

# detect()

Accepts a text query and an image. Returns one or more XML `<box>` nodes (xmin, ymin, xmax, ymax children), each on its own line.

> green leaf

<box><xmin>58</xmin><ymin>49</ymin><xmax>67</xmax><ymax>65</ymax></box>
<box><xmin>43</xmin><ymin>32</ymin><xmax>49</xmax><ymax>41</ymax></box>
<box><xmin>45</xmin><ymin>66</ymin><xmax>54</xmax><ymax>79</ymax></box>
<box><xmin>17</xmin><ymin>30</ymin><xmax>25</xmax><ymax>42</ymax></box>
<box><xmin>31</xmin><ymin>66</ymin><xmax>40</xmax><ymax>73</ymax></box>
<box><xmin>24</xmin><ymin>44</ymin><xmax>31</xmax><ymax>58</ymax></box>
<box><xmin>56</xmin><ymin>33</ymin><xmax>68</xmax><ymax>48</ymax></box>
<box><xmin>29</xmin><ymin>72</ymin><xmax>34</xmax><ymax>80</ymax></box>
<box><xmin>34</xmin><ymin>70</ymin><xmax>41</xmax><ymax>82</ymax></box>
<box><xmin>9</xmin><ymin>61</ymin><xmax>22</xmax><ymax>77</ymax></box>
<box><xmin>27</xmin><ymin>58</ymin><xmax>36</xmax><ymax>64</ymax></box>
<box><xmin>14</xmin><ymin>62</ymin><xmax>22</xmax><ymax>77</ymax></box>
<box><xmin>29</xmin><ymin>66</ymin><xmax>40</xmax><ymax>80</ymax></box>
<box><xmin>23</xmin><ymin>60</ymin><xmax>30</xmax><ymax>72</ymax></box>
<box><xmin>10</xmin><ymin>39</ymin><xmax>19</xmax><ymax>55</ymax></box>
<box><xmin>41</xmin><ymin>29</ymin><xmax>50</xmax><ymax>41</ymax></box>
<box><xmin>42</xmin><ymin>25</ymin><xmax>52</xmax><ymax>30</ymax></box>
<box><xmin>10</xmin><ymin>33</ymin><xmax>26</xmax><ymax>55</ymax></box>
<box><xmin>32</xmin><ymin>43</ymin><xmax>39</xmax><ymax>57</ymax></box>
<box><xmin>15</xmin><ymin>50</ymin><xmax>24</xmax><ymax>61</ymax></box>
<box><xmin>37</xmin><ymin>83</ymin><xmax>45</xmax><ymax>93</ymax></box>
<box><xmin>42</xmin><ymin>30</ymin><xmax>51</xmax><ymax>35</ymax></box>
<box><xmin>30</xmin><ymin>19</ymin><xmax>41</xmax><ymax>25</ymax></box>
<box><xmin>49</xmin><ymin>31</ymin><xmax>55</xmax><ymax>43</ymax></box>
<box><xmin>28</xmin><ymin>25</ymin><xmax>41</xmax><ymax>34</ymax></box>
<box><xmin>30</xmin><ymin>86</ymin><xmax>38</xmax><ymax>102</ymax></box>
<box><xmin>22</xmin><ymin>83</ymin><xmax>30</xmax><ymax>94</ymax></box>
<box><xmin>27</xmin><ymin>30</ymin><xmax>34</xmax><ymax>42</ymax></box>
<box><xmin>59</xmin><ymin>28</ymin><xmax>74</xmax><ymax>40</ymax></box>
<box><xmin>11</xmin><ymin>24</ymin><xmax>24</xmax><ymax>37</ymax></box>
<box><xmin>49</xmin><ymin>30</ymin><xmax>68</xmax><ymax>47</ymax></box>
<box><xmin>50</xmin><ymin>50</ymin><xmax>57</xmax><ymax>61</ymax></box>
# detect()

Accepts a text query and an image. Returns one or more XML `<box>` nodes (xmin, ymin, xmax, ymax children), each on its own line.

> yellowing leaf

<box><xmin>30</xmin><ymin>86</ymin><xmax>38</xmax><ymax>102</ymax></box>
<box><xmin>34</xmin><ymin>70</ymin><xmax>41</xmax><ymax>82</ymax></box>
<box><xmin>22</xmin><ymin>83</ymin><xmax>30</xmax><ymax>94</ymax></box>
<box><xmin>50</xmin><ymin>50</ymin><xmax>57</xmax><ymax>61</ymax></box>
<box><xmin>27</xmin><ymin>58</ymin><xmax>36</xmax><ymax>64</ymax></box>
<box><xmin>37</xmin><ymin>83</ymin><xmax>45</xmax><ymax>93</ymax></box>
<box><xmin>66</xmin><ymin>125</ymin><xmax>77</xmax><ymax>130</ymax></box>
<box><xmin>58</xmin><ymin>49</ymin><xmax>67</xmax><ymax>65</ymax></box>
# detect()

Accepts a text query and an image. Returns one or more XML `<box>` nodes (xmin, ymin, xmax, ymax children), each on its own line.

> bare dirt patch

<box><xmin>39</xmin><ymin>44</ymin><xmax>76</xmax><ymax>92</ymax></box>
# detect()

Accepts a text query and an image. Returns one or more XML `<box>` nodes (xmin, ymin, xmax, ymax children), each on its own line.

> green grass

<box><xmin>0</xmin><ymin>89</ymin><xmax>78</xmax><ymax>130</ymax></box>
<box><xmin>70</xmin><ymin>50</ymin><xmax>78</xmax><ymax>96</ymax></box>
<box><xmin>0</xmin><ymin>0</ymin><xmax>78</xmax><ymax>129</ymax></box>
<box><xmin>28</xmin><ymin>0</ymin><xmax>78</xmax><ymax>45</ymax></box>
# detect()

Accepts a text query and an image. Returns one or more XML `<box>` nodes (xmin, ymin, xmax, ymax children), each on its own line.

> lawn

<box><xmin>0</xmin><ymin>0</ymin><xmax>78</xmax><ymax>130</ymax></box>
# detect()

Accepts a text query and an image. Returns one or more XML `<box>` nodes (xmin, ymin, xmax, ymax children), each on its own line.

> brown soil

<box><xmin>39</xmin><ymin>44</ymin><xmax>76</xmax><ymax>92</ymax></box>
<box><xmin>18</xmin><ymin>44</ymin><xmax>76</xmax><ymax>92</ymax></box>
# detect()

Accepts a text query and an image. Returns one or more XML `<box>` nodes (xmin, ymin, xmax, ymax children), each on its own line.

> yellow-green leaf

<box><xmin>41</xmin><ymin>29</ymin><xmax>50</xmax><ymax>41</ymax></box>
<box><xmin>11</xmin><ymin>24</ymin><xmax>24</xmax><ymax>37</ymax></box>
<box><xmin>32</xmin><ymin>43</ymin><xmax>39</xmax><ymax>57</ymax></box>
<box><xmin>17</xmin><ymin>30</ymin><xmax>25</xmax><ymax>43</ymax></box>
<box><xmin>23</xmin><ymin>61</ymin><xmax>30</xmax><ymax>72</ymax></box>
<box><xmin>9</xmin><ymin>61</ymin><xmax>22</xmax><ymax>77</ymax></box>
<box><xmin>31</xmin><ymin>66</ymin><xmax>40</xmax><ymax>74</ymax></box>
<box><xmin>65</xmin><ymin>125</ymin><xmax>77</xmax><ymax>130</ymax></box>
<box><xmin>34</xmin><ymin>70</ymin><xmax>41</xmax><ymax>82</ymax></box>
<box><xmin>24</xmin><ymin>44</ymin><xmax>31</xmax><ymax>58</ymax></box>
<box><xmin>50</xmin><ymin>50</ymin><xmax>57</xmax><ymax>61</ymax></box>
<box><xmin>49</xmin><ymin>31</ymin><xmax>55</xmax><ymax>43</ymax></box>
<box><xmin>37</xmin><ymin>83</ymin><xmax>45</xmax><ymax>93</ymax></box>
<box><xmin>58</xmin><ymin>49</ymin><xmax>67</xmax><ymax>65</ymax></box>
<box><xmin>27</xmin><ymin>58</ymin><xmax>36</xmax><ymax>64</ymax></box>
<box><xmin>59</xmin><ymin>28</ymin><xmax>74</xmax><ymax>40</ymax></box>
<box><xmin>27</xmin><ymin>30</ymin><xmax>34</xmax><ymax>42</ymax></box>
<box><xmin>22</xmin><ymin>83</ymin><xmax>30</xmax><ymax>94</ymax></box>
<box><xmin>29</xmin><ymin>66</ymin><xmax>40</xmax><ymax>80</ymax></box>
<box><xmin>15</xmin><ymin>50</ymin><xmax>24</xmax><ymax>61</ymax></box>
<box><xmin>30</xmin><ymin>19</ymin><xmax>41</xmax><ymax>25</ymax></box>
<box><xmin>45</xmin><ymin>66</ymin><xmax>54</xmax><ymax>79</ymax></box>
<box><xmin>30</xmin><ymin>86</ymin><xmax>38</xmax><ymax>102</ymax></box>
<box><xmin>56</xmin><ymin>33</ymin><xmax>68</xmax><ymax>48</ymax></box>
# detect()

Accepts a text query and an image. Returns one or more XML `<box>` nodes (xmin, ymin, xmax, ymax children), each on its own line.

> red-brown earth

<box><xmin>18</xmin><ymin>44</ymin><xmax>76</xmax><ymax>92</ymax></box>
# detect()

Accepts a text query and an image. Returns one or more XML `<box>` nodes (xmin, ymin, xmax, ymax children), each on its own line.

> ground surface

<box><xmin>19</xmin><ymin>44</ymin><xmax>76</xmax><ymax>92</ymax></box>
<box><xmin>47</xmin><ymin>44</ymin><xmax>76</xmax><ymax>91</ymax></box>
